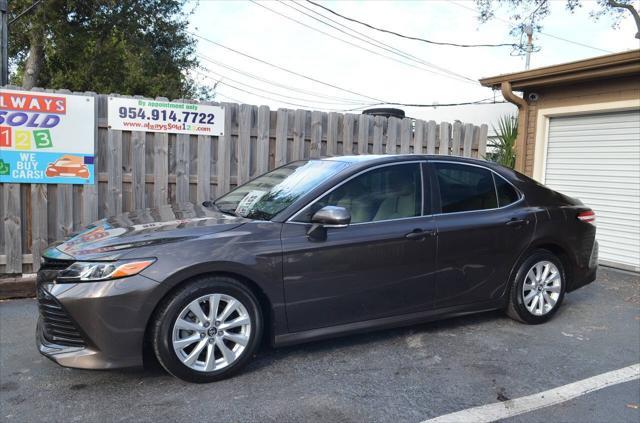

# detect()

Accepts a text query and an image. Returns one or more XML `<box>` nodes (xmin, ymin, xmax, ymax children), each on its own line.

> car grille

<box><xmin>37</xmin><ymin>257</ymin><xmax>85</xmax><ymax>347</ymax></box>
<box><xmin>37</xmin><ymin>287</ymin><xmax>86</xmax><ymax>347</ymax></box>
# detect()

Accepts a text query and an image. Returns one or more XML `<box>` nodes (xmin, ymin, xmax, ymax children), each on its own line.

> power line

<box><xmin>198</xmin><ymin>65</ymin><xmax>376</xmax><ymax>107</ymax></box>
<box><xmin>448</xmin><ymin>0</ymin><xmax>613</xmax><ymax>54</ymax></box>
<box><xmin>277</xmin><ymin>0</ymin><xmax>477</xmax><ymax>84</ymax></box>
<box><xmin>197</xmin><ymin>54</ymin><xmax>369</xmax><ymax>104</ymax></box>
<box><xmin>345</xmin><ymin>97</ymin><xmax>507</xmax><ymax>112</ymax></box>
<box><xmin>249</xmin><ymin>0</ymin><xmax>477</xmax><ymax>84</ymax></box>
<box><xmin>8</xmin><ymin>0</ymin><xmax>44</xmax><ymax>26</ymax></box>
<box><xmin>194</xmin><ymin>69</ymin><xmax>360</xmax><ymax>112</ymax></box>
<box><xmin>305</xmin><ymin>0</ymin><xmax>517</xmax><ymax>48</ymax></box>
<box><xmin>189</xmin><ymin>31</ymin><xmax>387</xmax><ymax>103</ymax></box>
<box><xmin>198</xmin><ymin>67</ymin><xmax>505</xmax><ymax>111</ymax></box>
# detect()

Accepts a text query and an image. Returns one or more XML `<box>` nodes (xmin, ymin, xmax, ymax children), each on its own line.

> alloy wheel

<box><xmin>522</xmin><ymin>260</ymin><xmax>562</xmax><ymax>316</ymax></box>
<box><xmin>172</xmin><ymin>293</ymin><xmax>251</xmax><ymax>372</ymax></box>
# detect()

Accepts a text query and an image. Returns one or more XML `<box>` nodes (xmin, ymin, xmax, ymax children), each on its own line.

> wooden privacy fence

<box><xmin>0</xmin><ymin>89</ymin><xmax>488</xmax><ymax>275</ymax></box>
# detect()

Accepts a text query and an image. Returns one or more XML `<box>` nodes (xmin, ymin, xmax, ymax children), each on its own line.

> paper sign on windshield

<box><xmin>235</xmin><ymin>190</ymin><xmax>267</xmax><ymax>217</ymax></box>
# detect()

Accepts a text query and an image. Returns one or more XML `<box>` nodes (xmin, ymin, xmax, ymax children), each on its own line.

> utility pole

<box><xmin>524</xmin><ymin>24</ymin><xmax>533</xmax><ymax>70</ymax></box>
<box><xmin>0</xmin><ymin>0</ymin><xmax>7</xmax><ymax>86</ymax></box>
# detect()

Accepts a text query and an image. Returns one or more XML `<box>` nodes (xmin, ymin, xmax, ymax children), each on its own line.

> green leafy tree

<box><xmin>475</xmin><ymin>0</ymin><xmax>640</xmax><ymax>40</ymax></box>
<box><xmin>9</xmin><ymin>0</ymin><xmax>212</xmax><ymax>99</ymax></box>
<box><xmin>488</xmin><ymin>115</ymin><xmax>518</xmax><ymax>169</ymax></box>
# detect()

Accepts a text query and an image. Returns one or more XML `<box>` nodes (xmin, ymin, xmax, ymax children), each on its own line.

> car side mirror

<box><xmin>307</xmin><ymin>206</ymin><xmax>351</xmax><ymax>240</ymax></box>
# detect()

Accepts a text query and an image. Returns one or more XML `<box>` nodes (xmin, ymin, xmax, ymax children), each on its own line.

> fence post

<box><xmin>3</xmin><ymin>183</ymin><xmax>21</xmax><ymax>273</ymax></box>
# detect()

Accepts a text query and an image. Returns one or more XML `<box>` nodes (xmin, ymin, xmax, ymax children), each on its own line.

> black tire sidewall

<box><xmin>152</xmin><ymin>277</ymin><xmax>263</xmax><ymax>383</ymax></box>
<box><xmin>510</xmin><ymin>250</ymin><xmax>566</xmax><ymax>324</ymax></box>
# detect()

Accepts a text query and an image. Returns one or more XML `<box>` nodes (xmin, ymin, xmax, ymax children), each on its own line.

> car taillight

<box><xmin>577</xmin><ymin>210</ymin><xmax>596</xmax><ymax>224</ymax></box>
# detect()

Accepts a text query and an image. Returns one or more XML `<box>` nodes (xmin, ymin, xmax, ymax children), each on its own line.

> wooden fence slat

<box><xmin>326</xmin><ymin>112</ymin><xmax>339</xmax><ymax>156</ymax></box>
<box><xmin>131</xmin><ymin>131</ymin><xmax>146</xmax><ymax>210</ymax></box>
<box><xmin>426</xmin><ymin>120</ymin><xmax>437</xmax><ymax>154</ymax></box>
<box><xmin>310</xmin><ymin>111</ymin><xmax>323</xmax><ymax>159</ymax></box>
<box><xmin>292</xmin><ymin>109</ymin><xmax>307</xmax><ymax>160</ymax></box>
<box><xmin>197</xmin><ymin>135</ymin><xmax>212</xmax><ymax>203</ymax></box>
<box><xmin>107</xmin><ymin>130</ymin><xmax>123</xmax><ymax>215</ymax></box>
<box><xmin>217</xmin><ymin>103</ymin><xmax>233</xmax><ymax>196</ymax></box>
<box><xmin>275</xmin><ymin>109</ymin><xmax>288</xmax><ymax>167</ymax></box>
<box><xmin>357</xmin><ymin>114</ymin><xmax>371</xmax><ymax>155</ymax></box>
<box><xmin>238</xmin><ymin>104</ymin><xmax>252</xmax><ymax>184</ymax></box>
<box><xmin>400</xmin><ymin>118</ymin><xmax>412</xmax><ymax>154</ymax></box>
<box><xmin>153</xmin><ymin>132</ymin><xmax>169</xmax><ymax>207</ymax></box>
<box><xmin>451</xmin><ymin>121</ymin><xmax>462</xmax><ymax>157</ymax></box>
<box><xmin>4</xmin><ymin>184</ymin><xmax>22</xmax><ymax>273</ymax></box>
<box><xmin>373</xmin><ymin>116</ymin><xmax>385</xmax><ymax>154</ymax></box>
<box><xmin>176</xmin><ymin>133</ymin><xmax>190</xmax><ymax>203</ymax></box>
<box><xmin>56</xmin><ymin>185</ymin><xmax>73</xmax><ymax>240</ymax></box>
<box><xmin>414</xmin><ymin>120</ymin><xmax>425</xmax><ymax>154</ymax></box>
<box><xmin>256</xmin><ymin>106</ymin><xmax>270</xmax><ymax>175</ymax></box>
<box><xmin>30</xmin><ymin>184</ymin><xmax>47</xmax><ymax>272</ymax></box>
<box><xmin>342</xmin><ymin>114</ymin><xmax>355</xmax><ymax>155</ymax></box>
<box><xmin>463</xmin><ymin>123</ymin><xmax>474</xmax><ymax>157</ymax></box>
<box><xmin>386</xmin><ymin>117</ymin><xmax>399</xmax><ymax>154</ymax></box>
<box><xmin>477</xmin><ymin>124</ymin><xmax>489</xmax><ymax>159</ymax></box>
<box><xmin>439</xmin><ymin>122</ymin><xmax>451</xmax><ymax>155</ymax></box>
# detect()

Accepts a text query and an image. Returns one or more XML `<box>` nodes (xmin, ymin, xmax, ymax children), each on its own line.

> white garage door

<box><xmin>544</xmin><ymin>110</ymin><xmax>640</xmax><ymax>272</ymax></box>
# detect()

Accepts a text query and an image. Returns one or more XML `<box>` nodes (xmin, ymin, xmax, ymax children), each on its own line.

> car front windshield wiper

<box><xmin>203</xmin><ymin>201</ymin><xmax>238</xmax><ymax>217</ymax></box>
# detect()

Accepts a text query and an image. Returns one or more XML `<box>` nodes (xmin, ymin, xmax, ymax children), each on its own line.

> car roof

<box><xmin>322</xmin><ymin>154</ymin><xmax>501</xmax><ymax>169</ymax></box>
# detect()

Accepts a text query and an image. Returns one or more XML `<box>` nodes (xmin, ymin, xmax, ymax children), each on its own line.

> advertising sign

<box><xmin>107</xmin><ymin>97</ymin><xmax>225</xmax><ymax>136</ymax></box>
<box><xmin>0</xmin><ymin>89</ymin><xmax>95</xmax><ymax>184</ymax></box>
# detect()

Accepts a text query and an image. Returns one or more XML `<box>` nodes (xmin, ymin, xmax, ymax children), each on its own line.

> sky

<box><xmin>188</xmin><ymin>0</ymin><xmax>639</xmax><ymax>125</ymax></box>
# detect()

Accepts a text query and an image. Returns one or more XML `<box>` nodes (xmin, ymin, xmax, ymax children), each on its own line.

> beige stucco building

<box><xmin>480</xmin><ymin>50</ymin><xmax>640</xmax><ymax>271</ymax></box>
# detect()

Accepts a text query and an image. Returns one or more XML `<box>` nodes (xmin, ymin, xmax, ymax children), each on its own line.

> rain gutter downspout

<box><xmin>500</xmin><ymin>81</ymin><xmax>528</xmax><ymax>173</ymax></box>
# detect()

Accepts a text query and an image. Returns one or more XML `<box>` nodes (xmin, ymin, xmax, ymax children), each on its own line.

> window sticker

<box><xmin>235</xmin><ymin>190</ymin><xmax>267</xmax><ymax>217</ymax></box>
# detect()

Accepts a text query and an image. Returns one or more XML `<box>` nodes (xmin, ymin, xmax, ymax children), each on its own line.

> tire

<box><xmin>506</xmin><ymin>249</ymin><xmax>566</xmax><ymax>324</ymax></box>
<box><xmin>151</xmin><ymin>276</ymin><xmax>263</xmax><ymax>383</ymax></box>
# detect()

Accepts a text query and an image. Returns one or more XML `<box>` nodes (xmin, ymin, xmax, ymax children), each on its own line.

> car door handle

<box><xmin>405</xmin><ymin>229</ymin><xmax>436</xmax><ymax>240</ymax></box>
<box><xmin>506</xmin><ymin>218</ymin><xmax>528</xmax><ymax>227</ymax></box>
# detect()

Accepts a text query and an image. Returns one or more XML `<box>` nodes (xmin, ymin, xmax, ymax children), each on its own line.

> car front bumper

<box><xmin>36</xmin><ymin>273</ymin><xmax>161</xmax><ymax>369</ymax></box>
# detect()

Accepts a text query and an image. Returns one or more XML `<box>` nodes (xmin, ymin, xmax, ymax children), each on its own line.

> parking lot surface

<box><xmin>1</xmin><ymin>267</ymin><xmax>638</xmax><ymax>422</ymax></box>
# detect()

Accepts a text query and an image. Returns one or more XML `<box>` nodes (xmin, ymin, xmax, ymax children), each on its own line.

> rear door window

<box><xmin>434</xmin><ymin>162</ymin><xmax>498</xmax><ymax>213</ymax></box>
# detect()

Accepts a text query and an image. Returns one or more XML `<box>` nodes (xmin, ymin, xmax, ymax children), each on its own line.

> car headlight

<box><xmin>56</xmin><ymin>259</ymin><xmax>156</xmax><ymax>283</ymax></box>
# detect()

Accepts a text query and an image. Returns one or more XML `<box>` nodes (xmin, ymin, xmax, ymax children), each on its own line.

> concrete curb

<box><xmin>0</xmin><ymin>274</ymin><xmax>36</xmax><ymax>299</ymax></box>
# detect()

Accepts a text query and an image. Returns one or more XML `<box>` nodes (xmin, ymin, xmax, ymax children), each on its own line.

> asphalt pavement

<box><xmin>1</xmin><ymin>267</ymin><xmax>638</xmax><ymax>422</ymax></box>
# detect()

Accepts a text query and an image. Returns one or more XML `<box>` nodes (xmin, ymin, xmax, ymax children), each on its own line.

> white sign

<box><xmin>0</xmin><ymin>89</ymin><xmax>95</xmax><ymax>184</ymax></box>
<box><xmin>107</xmin><ymin>97</ymin><xmax>225</xmax><ymax>136</ymax></box>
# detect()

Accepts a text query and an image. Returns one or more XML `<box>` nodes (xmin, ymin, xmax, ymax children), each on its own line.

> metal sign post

<box><xmin>0</xmin><ymin>0</ymin><xmax>8</xmax><ymax>86</ymax></box>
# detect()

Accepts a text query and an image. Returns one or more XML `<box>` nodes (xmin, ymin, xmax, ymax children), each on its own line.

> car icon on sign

<box><xmin>45</xmin><ymin>155</ymin><xmax>90</xmax><ymax>179</ymax></box>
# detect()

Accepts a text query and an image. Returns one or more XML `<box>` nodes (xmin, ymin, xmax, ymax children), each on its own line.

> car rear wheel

<box><xmin>506</xmin><ymin>250</ymin><xmax>566</xmax><ymax>324</ymax></box>
<box><xmin>151</xmin><ymin>276</ymin><xmax>262</xmax><ymax>383</ymax></box>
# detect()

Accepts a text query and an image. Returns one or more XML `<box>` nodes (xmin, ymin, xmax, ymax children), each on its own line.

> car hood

<box><xmin>43</xmin><ymin>203</ymin><xmax>247</xmax><ymax>261</ymax></box>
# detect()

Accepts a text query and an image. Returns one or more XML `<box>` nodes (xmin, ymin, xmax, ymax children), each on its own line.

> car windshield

<box><xmin>213</xmin><ymin>160</ymin><xmax>350</xmax><ymax>220</ymax></box>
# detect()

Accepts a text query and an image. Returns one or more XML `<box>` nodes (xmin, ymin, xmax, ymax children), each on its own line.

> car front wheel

<box><xmin>506</xmin><ymin>250</ymin><xmax>566</xmax><ymax>324</ymax></box>
<box><xmin>151</xmin><ymin>276</ymin><xmax>263</xmax><ymax>383</ymax></box>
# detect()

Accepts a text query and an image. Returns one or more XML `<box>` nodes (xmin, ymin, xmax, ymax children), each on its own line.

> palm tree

<box><xmin>488</xmin><ymin>115</ymin><xmax>518</xmax><ymax>168</ymax></box>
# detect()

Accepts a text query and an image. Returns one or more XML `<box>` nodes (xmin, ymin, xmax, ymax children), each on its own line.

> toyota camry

<box><xmin>37</xmin><ymin>155</ymin><xmax>598</xmax><ymax>383</ymax></box>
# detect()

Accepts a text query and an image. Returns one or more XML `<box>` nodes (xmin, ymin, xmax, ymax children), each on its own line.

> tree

<box><xmin>475</xmin><ymin>0</ymin><xmax>640</xmax><ymax>40</ymax></box>
<box><xmin>8</xmin><ymin>0</ymin><xmax>212</xmax><ymax>99</ymax></box>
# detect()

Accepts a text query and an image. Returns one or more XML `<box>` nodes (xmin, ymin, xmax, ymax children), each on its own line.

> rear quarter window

<box><xmin>494</xmin><ymin>175</ymin><xmax>520</xmax><ymax>207</ymax></box>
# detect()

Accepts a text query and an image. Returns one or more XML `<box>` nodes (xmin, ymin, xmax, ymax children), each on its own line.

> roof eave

<box><xmin>479</xmin><ymin>49</ymin><xmax>640</xmax><ymax>91</ymax></box>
